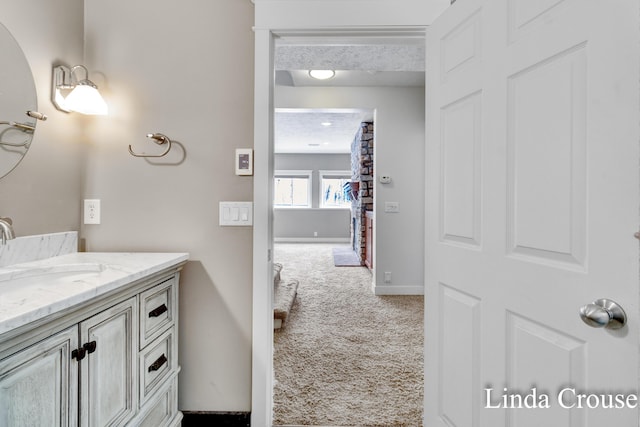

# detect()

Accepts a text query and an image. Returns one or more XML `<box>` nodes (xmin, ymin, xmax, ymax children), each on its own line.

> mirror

<box><xmin>0</xmin><ymin>21</ymin><xmax>38</xmax><ymax>179</ymax></box>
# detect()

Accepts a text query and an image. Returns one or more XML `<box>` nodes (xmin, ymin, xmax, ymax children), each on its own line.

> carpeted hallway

<box><xmin>273</xmin><ymin>243</ymin><xmax>424</xmax><ymax>427</ymax></box>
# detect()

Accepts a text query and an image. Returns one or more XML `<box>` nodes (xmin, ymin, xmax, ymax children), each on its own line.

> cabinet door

<box><xmin>0</xmin><ymin>326</ymin><xmax>79</xmax><ymax>427</ymax></box>
<box><xmin>79</xmin><ymin>297</ymin><xmax>138</xmax><ymax>427</ymax></box>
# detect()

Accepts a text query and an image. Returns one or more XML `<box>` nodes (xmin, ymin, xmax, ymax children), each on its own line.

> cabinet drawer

<box><xmin>139</xmin><ymin>327</ymin><xmax>176</xmax><ymax>403</ymax></box>
<box><xmin>140</xmin><ymin>277</ymin><xmax>176</xmax><ymax>349</ymax></box>
<box><xmin>136</xmin><ymin>375</ymin><xmax>178</xmax><ymax>427</ymax></box>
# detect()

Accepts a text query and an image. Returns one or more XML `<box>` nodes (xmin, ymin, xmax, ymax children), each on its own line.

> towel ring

<box><xmin>0</xmin><ymin>121</ymin><xmax>34</xmax><ymax>147</ymax></box>
<box><xmin>0</xmin><ymin>121</ymin><xmax>35</xmax><ymax>133</ymax></box>
<box><xmin>129</xmin><ymin>133</ymin><xmax>172</xmax><ymax>158</ymax></box>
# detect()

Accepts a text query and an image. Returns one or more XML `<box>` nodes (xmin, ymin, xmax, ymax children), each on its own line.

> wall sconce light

<box><xmin>52</xmin><ymin>65</ymin><xmax>108</xmax><ymax>115</ymax></box>
<box><xmin>309</xmin><ymin>69</ymin><xmax>335</xmax><ymax>80</ymax></box>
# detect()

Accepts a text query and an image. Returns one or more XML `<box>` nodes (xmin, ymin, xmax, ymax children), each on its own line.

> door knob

<box><xmin>579</xmin><ymin>299</ymin><xmax>626</xmax><ymax>329</ymax></box>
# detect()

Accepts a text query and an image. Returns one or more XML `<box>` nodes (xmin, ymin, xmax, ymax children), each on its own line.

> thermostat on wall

<box><xmin>235</xmin><ymin>148</ymin><xmax>253</xmax><ymax>176</ymax></box>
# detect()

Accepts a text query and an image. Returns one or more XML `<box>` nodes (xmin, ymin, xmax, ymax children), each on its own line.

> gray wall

<box><xmin>277</xmin><ymin>85</ymin><xmax>426</xmax><ymax>294</ymax></box>
<box><xmin>274</xmin><ymin>153</ymin><xmax>351</xmax><ymax>241</ymax></box>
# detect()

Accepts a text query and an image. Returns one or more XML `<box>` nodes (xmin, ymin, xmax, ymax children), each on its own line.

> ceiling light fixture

<box><xmin>309</xmin><ymin>70</ymin><xmax>335</xmax><ymax>80</ymax></box>
<box><xmin>321</xmin><ymin>122</ymin><xmax>332</xmax><ymax>127</ymax></box>
<box><xmin>52</xmin><ymin>64</ymin><xmax>108</xmax><ymax>115</ymax></box>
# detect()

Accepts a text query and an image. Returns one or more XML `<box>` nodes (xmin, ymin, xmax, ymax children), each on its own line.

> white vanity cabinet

<box><xmin>80</xmin><ymin>297</ymin><xmax>138</xmax><ymax>427</ymax></box>
<box><xmin>0</xmin><ymin>254</ymin><xmax>186</xmax><ymax>427</ymax></box>
<box><xmin>0</xmin><ymin>326</ymin><xmax>79</xmax><ymax>426</ymax></box>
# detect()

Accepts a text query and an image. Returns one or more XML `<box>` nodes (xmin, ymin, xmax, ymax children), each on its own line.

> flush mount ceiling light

<box><xmin>52</xmin><ymin>65</ymin><xmax>108</xmax><ymax>115</ymax></box>
<box><xmin>308</xmin><ymin>69</ymin><xmax>335</xmax><ymax>80</ymax></box>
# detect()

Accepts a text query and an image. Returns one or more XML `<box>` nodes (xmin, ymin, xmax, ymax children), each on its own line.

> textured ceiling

<box><xmin>275</xmin><ymin>108</ymin><xmax>372</xmax><ymax>154</ymax></box>
<box><xmin>274</xmin><ymin>39</ymin><xmax>424</xmax><ymax>154</ymax></box>
<box><xmin>275</xmin><ymin>44</ymin><xmax>425</xmax><ymax>72</ymax></box>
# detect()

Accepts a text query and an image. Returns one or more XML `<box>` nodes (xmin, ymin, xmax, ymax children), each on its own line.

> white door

<box><xmin>425</xmin><ymin>0</ymin><xmax>640</xmax><ymax>426</ymax></box>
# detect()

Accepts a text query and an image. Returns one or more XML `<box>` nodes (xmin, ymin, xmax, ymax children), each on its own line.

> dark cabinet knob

<box><xmin>83</xmin><ymin>341</ymin><xmax>97</xmax><ymax>354</ymax></box>
<box><xmin>72</xmin><ymin>348</ymin><xmax>86</xmax><ymax>361</ymax></box>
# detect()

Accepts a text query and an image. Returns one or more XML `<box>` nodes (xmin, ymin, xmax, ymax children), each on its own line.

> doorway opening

<box><xmin>269</xmin><ymin>30</ymin><xmax>427</xmax><ymax>426</ymax></box>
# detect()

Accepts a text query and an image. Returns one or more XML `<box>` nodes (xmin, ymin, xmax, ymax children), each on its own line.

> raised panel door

<box><xmin>0</xmin><ymin>326</ymin><xmax>79</xmax><ymax>427</ymax></box>
<box><xmin>80</xmin><ymin>297</ymin><xmax>138</xmax><ymax>427</ymax></box>
<box><xmin>425</xmin><ymin>0</ymin><xmax>640</xmax><ymax>425</ymax></box>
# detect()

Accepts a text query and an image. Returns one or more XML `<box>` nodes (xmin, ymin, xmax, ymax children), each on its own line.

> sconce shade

<box><xmin>63</xmin><ymin>81</ymin><xmax>108</xmax><ymax>115</ymax></box>
<box><xmin>52</xmin><ymin>65</ymin><xmax>108</xmax><ymax>115</ymax></box>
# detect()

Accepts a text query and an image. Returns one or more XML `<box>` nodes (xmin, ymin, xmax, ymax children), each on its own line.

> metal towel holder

<box><xmin>0</xmin><ymin>111</ymin><xmax>47</xmax><ymax>147</ymax></box>
<box><xmin>129</xmin><ymin>133</ymin><xmax>173</xmax><ymax>158</ymax></box>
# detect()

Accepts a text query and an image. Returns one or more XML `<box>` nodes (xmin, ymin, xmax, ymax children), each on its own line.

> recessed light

<box><xmin>309</xmin><ymin>70</ymin><xmax>335</xmax><ymax>80</ymax></box>
<box><xmin>321</xmin><ymin>122</ymin><xmax>332</xmax><ymax>127</ymax></box>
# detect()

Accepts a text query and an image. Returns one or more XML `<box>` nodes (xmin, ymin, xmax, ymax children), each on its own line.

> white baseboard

<box><xmin>373</xmin><ymin>284</ymin><xmax>424</xmax><ymax>296</ymax></box>
<box><xmin>274</xmin><ymin>237</ymin><xmax>351</xmax><ymax>243</ymax></box>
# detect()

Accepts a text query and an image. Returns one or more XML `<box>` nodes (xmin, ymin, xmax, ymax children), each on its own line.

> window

<box><xmin>319</xmin><ymin>170</ymin><xmax>352</xmax><ymax>208</ymax></box>
<box><xmin>274</xmin><ymin>170</ymin><xmax>312</xmax><ymax>208</ymax></box>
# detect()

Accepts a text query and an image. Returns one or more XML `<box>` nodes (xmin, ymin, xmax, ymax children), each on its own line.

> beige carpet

<box><xmin>273</xmin><ymin>243</ymin><xmax>424</xmax><ymax>427</ymax></box>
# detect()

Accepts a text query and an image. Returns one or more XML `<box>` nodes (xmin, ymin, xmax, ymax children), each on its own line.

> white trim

<box><xmin>275</xmin><ymin>237</ymin><xmax>351</xmax><ymax>243</ymax></box>
<box><xmin>373</xmin><ymin>285</ymin><xmax>425</xmax><ymax>296</ymax></box>
<box><xmin>252</xmin><ymin>27</ymin><xmax>275</xmax><ymax>427</ymax></box>
<box><xmin>318</xmin><ymin>169</ymin><xmax>351</xmax><ymax>176</ymax></box>
<box><xmin>273</xmin><ymin>207</ymin><xmax>350</xmax><ymax>211</ymax></box>
<box><xmin>253</xmin><ymin>24</ymin><xmax>435</xmax><ymax>427</ymax></box>
<box><xmin>274</xmin><ymin>169</ymin><xmax>313</xmax><ymax>176</ymax></box>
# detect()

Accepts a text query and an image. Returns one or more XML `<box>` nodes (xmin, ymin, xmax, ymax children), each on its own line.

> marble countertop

<box><xmin>0</xmin><ymin>252</ymin><xmax>189</xmax><ymax>336</ymax></box>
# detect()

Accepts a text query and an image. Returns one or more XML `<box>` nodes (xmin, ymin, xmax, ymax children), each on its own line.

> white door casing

<box><xmin>425</xmin><ymin>0</ymin><xmax>640</xmax><ymax>426</ymax></box>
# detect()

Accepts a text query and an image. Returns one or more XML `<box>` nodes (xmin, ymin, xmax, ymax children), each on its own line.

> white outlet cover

<box><xmin>84</xmin><ymin>199</ymin><xmax>101</xmax><ymax>225</ymax></box>
<box><xmin>384</xmin><ymin>201</ymin><xmax>399</xmax><ymax>213</ymax></box>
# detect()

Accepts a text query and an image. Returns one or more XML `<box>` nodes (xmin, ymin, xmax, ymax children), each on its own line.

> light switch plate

<box><xmin>219</xmin><ymin>201</ymin><xmax>253</xmax><ymax>226</ymax></box>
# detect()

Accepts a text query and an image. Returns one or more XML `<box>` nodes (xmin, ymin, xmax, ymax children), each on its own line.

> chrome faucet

<box><xmin>0</xmin><ymin>217</ymin><xmax>15</xmax><ymax>245</ymax></box>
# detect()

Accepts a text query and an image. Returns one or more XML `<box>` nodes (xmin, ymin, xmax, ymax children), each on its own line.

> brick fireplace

<box><xmin>350</xmin><ymin>121</ymin><xmax>374</xmax><ymax>264</ymax></box>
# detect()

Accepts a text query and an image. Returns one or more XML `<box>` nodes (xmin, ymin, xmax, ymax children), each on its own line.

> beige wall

<box><xmin>0</xmin><ymin>0</ymin><xmax>86</xmax><ymax>235</ymax></box>
<box><xmin>82</xmin><ymin>0</ymin><xmax>255</xmax><ymax>411</ymax></box>
<box><xmin>1</xmin><ymin>0</ymin><xmax>255</xmax><ymax>412</ymax></box>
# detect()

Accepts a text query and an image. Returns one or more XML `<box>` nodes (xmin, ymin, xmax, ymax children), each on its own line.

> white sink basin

<box><xmin>0</xmin><ymin>263</ymin><xmax>106</xmax><ymax>283</ymax></box>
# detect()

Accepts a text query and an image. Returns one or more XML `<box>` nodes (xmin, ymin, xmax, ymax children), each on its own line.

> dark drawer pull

<box><xmin>148</xmin><ymin>354</ymin><xmax>168</xmax><ymax>372</ymax></box>
<box><xmin>148</xmin><ymin>304</ymin><xmax>168</xmax><ymax>318</ymax></box>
